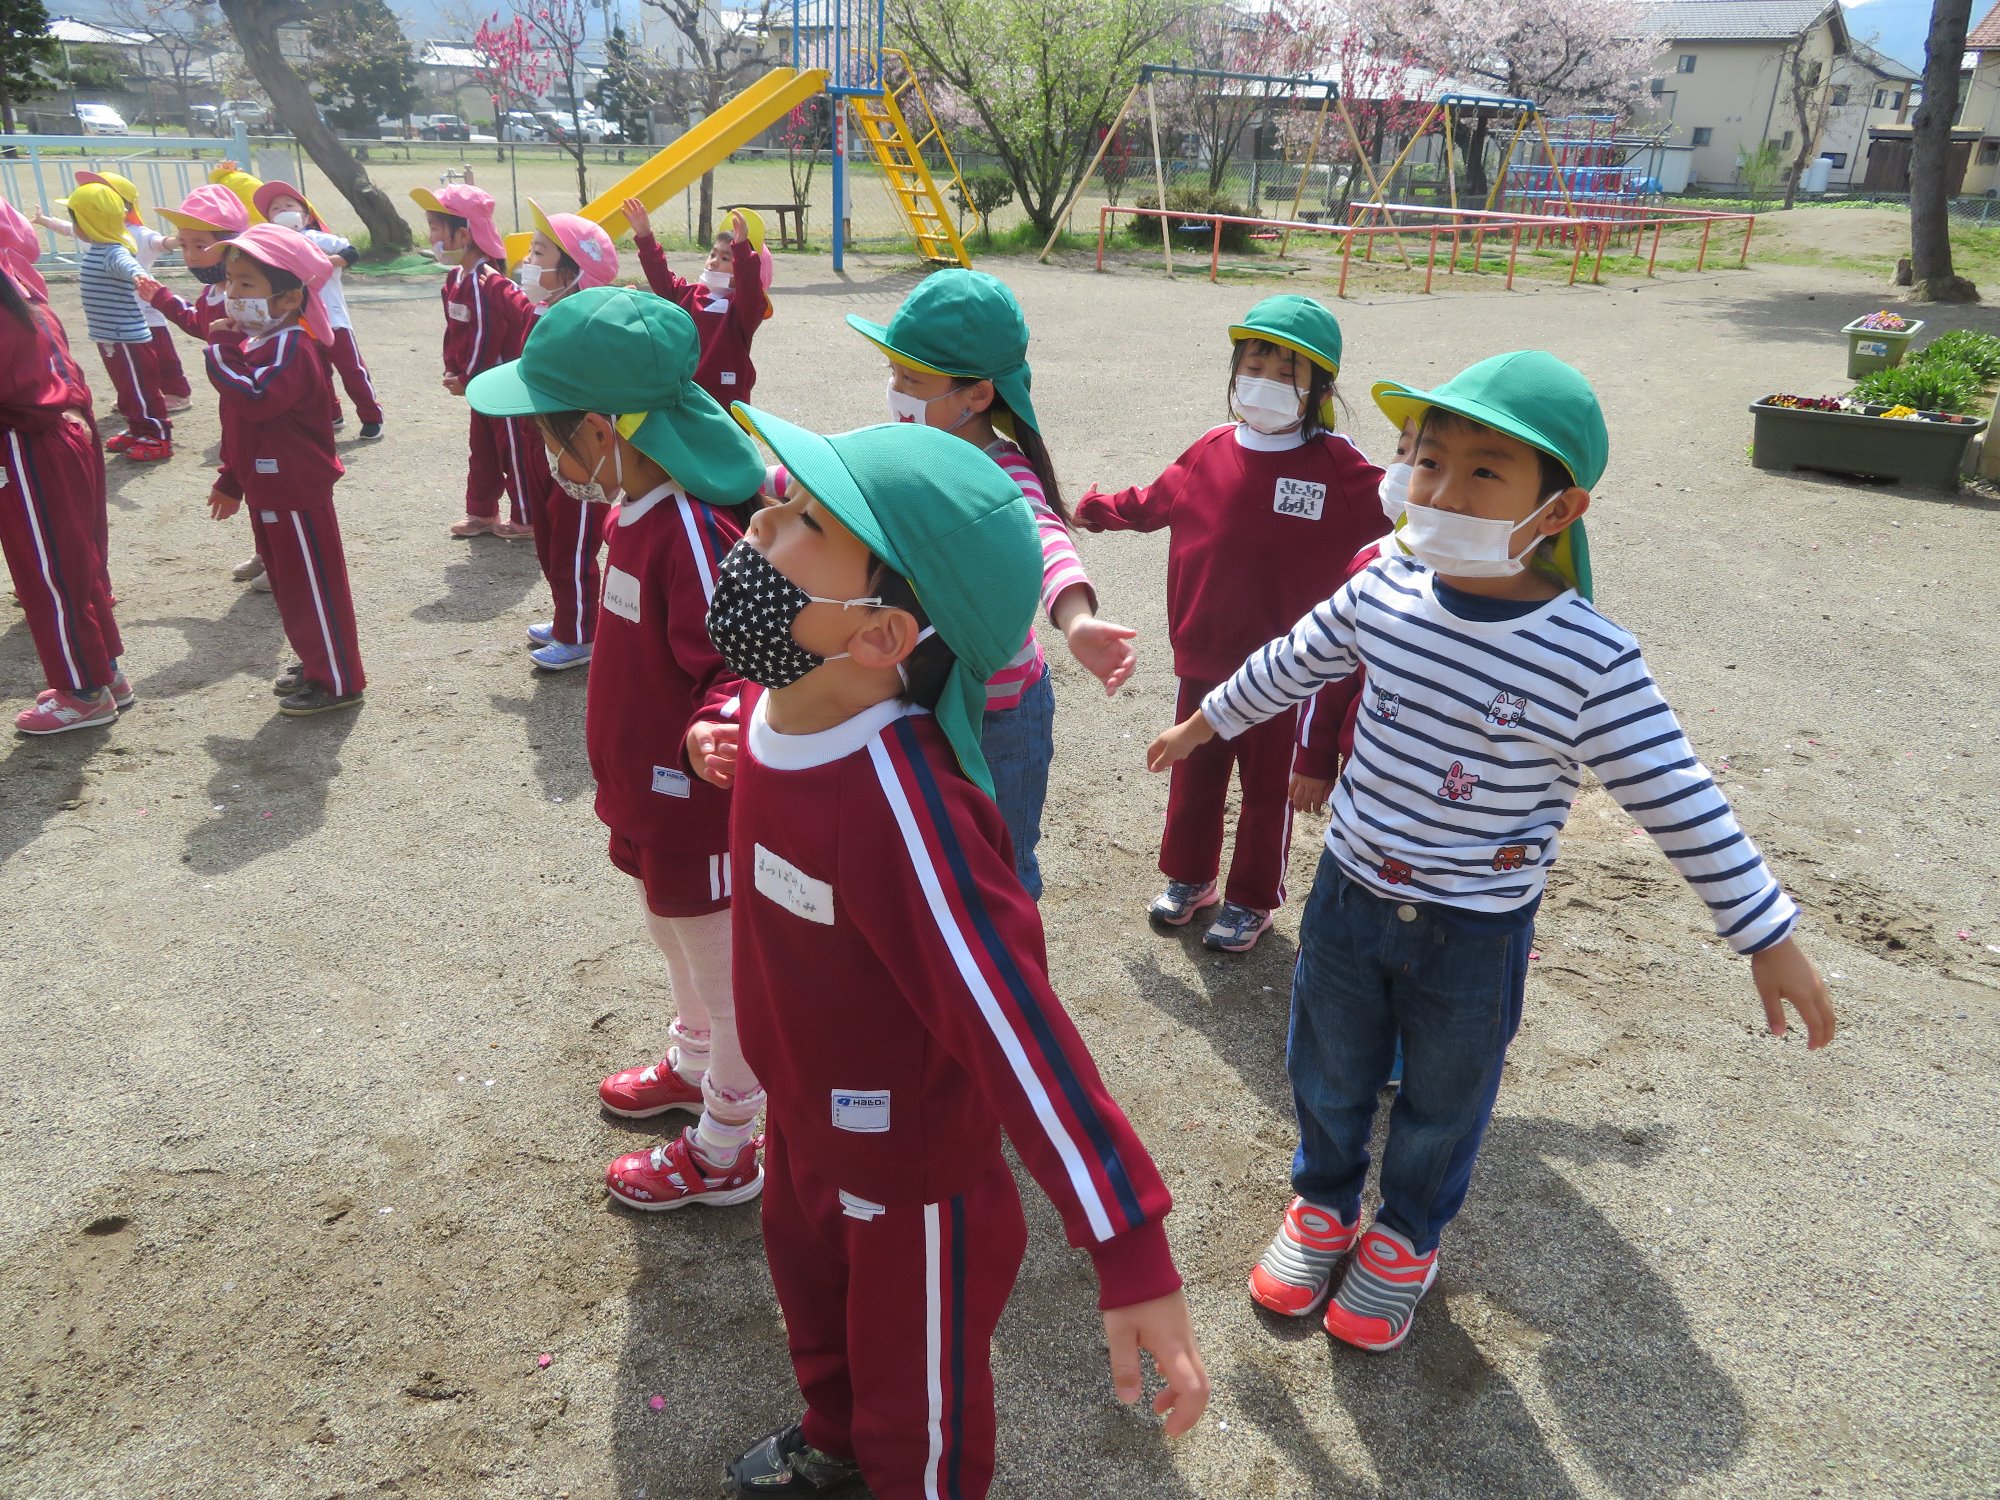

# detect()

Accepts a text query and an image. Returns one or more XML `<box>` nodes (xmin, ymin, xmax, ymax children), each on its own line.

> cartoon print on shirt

<box><xmin>1492</xmin><ymin>844</ymin><xmax>1528</xmax><ymax>871</ymax></box>
<box><xmin>1373</xmin><ymin>687</ymin><xmax>1401</xmax><ymax>722</ymax></box>
<box><xmin>1378</xmin><ymin>857</ymin><xmax>1414</xmax><ymax>885</ymax></box>
<box><xmin>1484</xmin><ymin>691</ymin><xmax>1528</xmax><ymax>729</ymax></box>
<box><xmin>1440</xmin><ymin>761</ymin><xmax>1480</xmax><ymax>802</ymax></box>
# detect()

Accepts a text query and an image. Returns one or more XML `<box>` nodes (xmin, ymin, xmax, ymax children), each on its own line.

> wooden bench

<box><xmin>731</xmin><ymin>202</ymin><xmax>806</xmax><ymax>250</ymax></box>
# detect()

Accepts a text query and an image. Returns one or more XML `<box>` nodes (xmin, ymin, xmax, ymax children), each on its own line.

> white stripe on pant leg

<box><xmin>9</xmin><ymin>431</ymin><xmax>82</xmax><ymax>688</ymax></box>
<box><xmin>288</xmin><ymin>510</ymin><xmax>345</xmax><ymax>698</ymax></box>
<box><xmin>720</xmin><ymin>853</ymin><xmax>731</xmax><ymax>899</ymax></box>
<box><xmin>119</xmin><ymin>342</ymin><xmax>159</xmax><ymax>439</ymax></box>
<box><xmin>341</xmin><ymin>329</ymin><xmax>380</xmax><ymax>413</ymax></box>
<box><xmin>569</xmin><ymin>493</ymin><xmax>590</xmax><ymax>641</ymax></box>
<box><xmin>923</xmin><ymin>1202</ymin><xmax>944</xmax><ymax>1500</ymax></box>
<box><xmin>1277</xmin><ymin>802</ymin><xmax>1294</xmax><ymax>908</ymax></box>
<box><xmin>502</xmin><ymin>420</ymin><xmax>527</xmax><ymax>526</ymax></box>
<box><xmin>708</xmin><ymin>854</ymin><xmax>720</xmax><ymax>903</ymax></box>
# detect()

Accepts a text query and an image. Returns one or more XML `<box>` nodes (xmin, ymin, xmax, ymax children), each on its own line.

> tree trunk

<box><xmin>1463</xmin><ymin>115</ymin><xmax>1491</xmax><ymax>201</ymax></box>
<box><xmin>217</xmin><ymin>0</ymin><xmax>413</xmax><ymax>256</ymax></box>
<box><xmin>1910</xmin><ymin>0</ymin><xmax>1979</xmax><ymax>301</ymax></box>
<box><xmin>697</xmin><ymin>169</ymin><xmax>714</xmax><ymax>243</ymax></box>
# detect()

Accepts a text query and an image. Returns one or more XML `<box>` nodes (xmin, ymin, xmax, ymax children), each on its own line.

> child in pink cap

<box><xmin>481</xmin><ymin>198</ymin><xmax>621</xmax><ymax>671</ymax></box>
<box><xmin>413</xmin><ymin>181</ymin><xmax>531</xmax><ymax>540</ymax></box>
<box><xmin>255</xmin><ymin>179</ymin><xmax>382</xmax><ymax>441</ymax></box>
<box><xmin>203</xmin><ymin>224</ymin><xmax>366</xmax><ymax>717</ymax></box>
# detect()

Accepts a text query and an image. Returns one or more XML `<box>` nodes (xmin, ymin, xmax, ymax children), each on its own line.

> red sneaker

<box><xmin>104</xmin><ymin>431</ymin><xmax>135</xmax><ymax>453</ymax></box>
<box><xmin>605</xmin><ymin>1129</ymin><xmax>762</xmax><ymax>1211</ymax></box>
<box><xmin>599</xmin><ymin>1054</ymin><xmax>704</xmax><ymax>1119</ymax></box>
<box><xmin>1322</xmin><ymin>1224</ymin><xmax>1438</xmax><ymax>1353</ymax></box>
<box><xmin>15</xmin><ymin>687</ymin><xmax>116</xmax><ymax>735</ymax></box>
<box><xmin>1248</xmin><ymin>1197</ymin><xmax>1358</xmax><ymax>1316</ymax></box>
<box><xmin>122</xmin><ymin>438</ymin><xmax>173</xmax><ymax>463</ymax></box>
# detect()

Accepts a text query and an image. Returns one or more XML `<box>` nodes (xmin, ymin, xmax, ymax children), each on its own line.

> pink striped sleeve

<box><xmin>992</xmin><ymin>447</ymin><xmax>1094</xmax><ymax>620</ymax></box>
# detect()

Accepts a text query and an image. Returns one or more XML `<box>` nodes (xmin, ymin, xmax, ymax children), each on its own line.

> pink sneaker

<box><xmin>40</xmin><ymin>669</ymin><xmax>133</xmax><ymax>711</ymax></box>
<box><xmin>605</xmin><ymin>1129</ymin><xmax>762</xmax><ymax>1211</ymax></box>
<box><xmin>599</xmin><ymin>1054</ymin><xmax>704</xmax><ymax>1119</ymax></box>
<box><xmin>16</xmin><ymin>688</ymin><xmax>116</xmax><ymax>735</ymax></box>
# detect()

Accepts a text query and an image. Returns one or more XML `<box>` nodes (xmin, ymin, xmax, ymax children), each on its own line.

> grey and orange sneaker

<box><xmin>1323</xmin><ymin>1223</ymin><xmax>1439</xmax><ymax>1353</ymax></box>
<box><xmin>1149</xmin><ymin>879</ymin><xmax>1219</xmax><ymax>928</ymax></box>
<box><xmin>1203</xmin><ymin>901</ymin><xmax>1273</xmax><ymax>953</ymax></box>
<box><xmin>1248</xmin><ymin>1197</ymin><xmax>1358</xmax><ymax>1316</ymax></box>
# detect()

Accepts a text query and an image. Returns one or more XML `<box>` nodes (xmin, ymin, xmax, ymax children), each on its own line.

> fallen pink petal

<box><xmin>538</xmin><ymin>1354</ymin><xmax>552</xmax><ymax>1369</ymax></box>
<box><xmin>648</xmin><ymin>1394</ymin><xmax>665</xmax><ymax>1412</ymax></box>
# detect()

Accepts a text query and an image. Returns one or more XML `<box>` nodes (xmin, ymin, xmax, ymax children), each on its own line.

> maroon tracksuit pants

<box><xmin>762</xmin><ymin>1126</ymin><xmax>1027</xmax><ymax>1500</ymax></box>
<box><xmin>1160</xmin><ymin>676</ymin><xmax>1298</xmax><ymax>914</ymax></box>
<box><xmin>148</xmin><ymin>324</ymin><xmax>190</xmax><ymax>400</ymax></box>
<box><xmin>325</xmin><ymin>326</ymin><xmax>383</xmax><ymax>426</ymax></box>
<box><xmin>464</xmin><ymin>409</ymin><xmax>531</xmax><ymax>525</ymax></box>
<box><xmin>0</xmin><ymin>421</ymin><xmax>122</xmax><ymax>692</ymax></box>
<box><xmin>250</xmin><ymin>502</ymin><xmax>365</xmax><ymax>698</ymax></box>
<box><xmin>516</xmin><ymin>418</ymin><xmax>605</xmax><ymax>646</ymax></box>
<box><xmin>98</xmin><ymin>338</ymin><xmax>170</xmax><ymax>442</ymax></box>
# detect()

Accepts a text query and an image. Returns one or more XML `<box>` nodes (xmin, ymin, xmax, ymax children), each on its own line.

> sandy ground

<box><xmin>2</xmin><ymin>246</ymin><xmax>1997</xmax><ymax>1500</ymax></box>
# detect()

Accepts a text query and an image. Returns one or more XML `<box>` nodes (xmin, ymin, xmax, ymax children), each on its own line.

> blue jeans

<box><xmin>982</xmin><ymin>668</ymin><xmax>1055</xmax><ymax>900</ymax></box>
<box><xmin>1287</xmin><ymin>852</ymin><xmax>1535</xmax><ymax>1254</ymax></box>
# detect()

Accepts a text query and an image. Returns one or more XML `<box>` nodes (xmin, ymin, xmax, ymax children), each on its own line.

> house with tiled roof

<box><xmin>1642</xmin><ymin>0</ymin><xmax>1850</xmax><ymax>188</ymax></box>
<box><xmin>1852</xmin><ymin>4</ymin><xmax>2000</xmax><ymax>194</ymax></box>
<box><xmin>1819</xmin><ymin>39</ymin><xmax>1920</xmax><ymax>188</ymax></box>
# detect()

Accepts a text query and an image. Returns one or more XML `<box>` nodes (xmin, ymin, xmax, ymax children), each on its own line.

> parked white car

<box><xmin>75</xmin><ymin>102</ymin><xmax>127</xmax><ymax>135</ymax></box>
<box><xmin>500</xmin><ymin>111</ymin><xmax>546</xmax><ymax>142</ymax></box>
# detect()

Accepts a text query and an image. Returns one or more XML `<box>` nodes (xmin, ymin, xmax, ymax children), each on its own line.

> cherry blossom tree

<box><xmin>512</xmin><ymin>0</ymin><xmax>595</xmax><ymax>205</ymax></box>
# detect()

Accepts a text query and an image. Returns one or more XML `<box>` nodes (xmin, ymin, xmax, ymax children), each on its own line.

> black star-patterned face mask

<box><xmin>705</xmin><ymin>540</ymin><xmax>882</xmax><ymax>689</ymax></box>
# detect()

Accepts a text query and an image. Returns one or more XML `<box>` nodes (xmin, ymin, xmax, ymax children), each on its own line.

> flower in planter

<box><xmin>1856</xmin><ymin>310</ymin><xmax>1913</xmax><ymax>332</ymax></box>
<box><xmin>1763</xmin><ymin>393</ymin><xmax>1849</xmax><ymax>411</ymax></box>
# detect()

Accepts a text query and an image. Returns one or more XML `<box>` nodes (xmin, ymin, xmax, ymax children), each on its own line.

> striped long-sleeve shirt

<box><xmin>1202</xmin><ymin>555</ymin><xmax>1799</xmax><ymax>954</ymax></box>
<box><xmin>78</xmin><ymin>242</ymin><xmax>149</xmax><ymax>344</ymax></box>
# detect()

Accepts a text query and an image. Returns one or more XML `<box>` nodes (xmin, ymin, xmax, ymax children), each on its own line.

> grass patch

<box><xmin>963</xmin><ymin>220</ymin><xmax>1099</xmax><ymax>256</ymax></box>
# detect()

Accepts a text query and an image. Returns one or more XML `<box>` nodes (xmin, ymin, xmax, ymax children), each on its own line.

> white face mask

<box><xmin>1378</xmin><ymin>461</ymin><xmax>1413</xmax><ymax>521</ymax></box>
<box><xmin>273</xmin><ymin>209</ymin><xmax>306</xmax><ymax>230</ymax></box>
<box><xmin>545</xmin><ymin>429</ymin><xmax>624</xmax><ymax>505</ymax></box>
<box><xmin>1232</xmin><ymin>375</ymin><xmax>1306</xmax><ymax>435</ymax></box>
<box><xmin>225</xmin><ymin>295</ymin><xmax>274</xmax><ymax>333</ymax></box>
<box><xmin>518</xmin><ymin>262</ymin><xmax>552</xmax><ymax>301</ymax></box>
<box><xmin>1396</xmin><ymin>492</ymin><xmax>1564</xmax><ymax>578</ymax></box>
<box><xmin>699</xmin><ymin>268</ymin><xmax>732</xmax><ymax>292</ymax></box>
<box><xmin>884</xmin><ymin>381</ymin><xmax>976</xmax><ymax>432</ymax></box>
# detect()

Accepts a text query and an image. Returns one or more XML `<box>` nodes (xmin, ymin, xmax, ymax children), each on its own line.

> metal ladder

<box><xmin>849</xmin><ymin>48</ymin><xmax>974</xmax><ymax>268</ymax></box>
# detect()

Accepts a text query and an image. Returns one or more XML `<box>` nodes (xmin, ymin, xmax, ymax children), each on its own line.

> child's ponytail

<box><xmin>950</xmin><ymin>379</ymin><xmax>1070</xmax><ymax>527</ymax></box>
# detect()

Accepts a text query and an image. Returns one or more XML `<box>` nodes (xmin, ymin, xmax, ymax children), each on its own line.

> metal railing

<box><xmin>0</xmin><ymin>126</ymin><xmax>252</xmax><ymax>267</ymax></box>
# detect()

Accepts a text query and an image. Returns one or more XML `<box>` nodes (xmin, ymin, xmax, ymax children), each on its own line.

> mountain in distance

<box><xmin>1844</xmin><ymin>0</ymin><xmax>1986</xmax><ymax>74</ymax></box>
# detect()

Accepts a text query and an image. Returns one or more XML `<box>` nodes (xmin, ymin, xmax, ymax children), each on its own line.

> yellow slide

<box><xmin>503</xmin><ymin>66</ymin><xmax>830</xmax><ymax>265</ymax></box>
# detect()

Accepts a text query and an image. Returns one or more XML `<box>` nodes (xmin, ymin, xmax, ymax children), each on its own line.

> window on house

<box><xmin>1781</xmin><ymin>131</ymin><xmax>1795</xmax><ymax>150</ymax></box>
<box><xmin>1691</xmin><ymin>126</ymin><xmax>1713</xmax><ymax>146</ymax></box>
<box><xmin>1825</xmin><ymin>152</ymin><xmax>1848</xmax><ymax>167</ymax></box>
<box><xmin>1875</xmin><ymin>87</ymin><xmax>1903</xmax><ymax>110</ymax></box>
<box><xmin>1830</xmin><ymin>85</ymin><xmax>1850</xmax><ymax>107</ymax></box>
<box><xmin>1651</xmin><ymin>77</ymin><xmax>1666</xmax><ymax>96</ymax></box>
<box><xmin>1982</xmin><ymin>141</ymin><xmax>2000</xmax><ymax>164</ymax></box>
<box><xmin>1803</xmin><ymin>61</ymin><xmax>1823</xmax><ymax>87</ymax></box>
<box><xmin>1677</xmin><ymin>54</ymin><xmax>1697</xmax><ymax>73</ymax></box>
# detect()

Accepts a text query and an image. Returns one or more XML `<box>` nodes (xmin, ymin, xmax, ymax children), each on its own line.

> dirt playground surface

<box><xmin>2</xmin><ymin>246</ymin><xmax>1996</xmax><ymax>1500</ymax></box>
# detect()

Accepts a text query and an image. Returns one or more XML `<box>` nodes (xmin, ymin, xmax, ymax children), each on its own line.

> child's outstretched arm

<box><xmin>727</xmin><ymin>218</ymin><xmax>765</xmax><ymax>334</ymax></box>
<box><xmin>842</xmin><ymin>747</ymin><xmax>1208</xmax><ymax>1431</ymax></box>
<box><xmin>621</xmin><ymin>195</ymin><xmax>699</xmax><ymax>309</ymax></box>
<box><xmin>1149</xmin><ymin>584</ymin><xmax>1364</xmax><ymax>773</ymax></box>
<box><xmin>1574</xmin><ymin>649</ymin><xmax>1834</xmax><ymax>1047</ymax></box>
<box><xmin>30</xmin><ymin>211</ymin><xmax>75</xmax><ymax>240</ymax></box>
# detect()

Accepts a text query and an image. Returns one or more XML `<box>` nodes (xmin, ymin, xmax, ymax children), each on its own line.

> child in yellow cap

<box><xmin>56</xmin><ymin>182</ymin><xmax>175</xmax><ymax>462</ymax></box>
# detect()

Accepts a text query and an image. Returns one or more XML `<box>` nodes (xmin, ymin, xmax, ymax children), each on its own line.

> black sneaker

<box><xmin>722</xmin><ymin>1423</ymin><xmax>861</xmax><ymax>1495</ymax></box>
<box><xmin>273</xmin><ymin>662</ymin><xmax>304</xmax><ymax>697</ymax></box>
<box><xmin>278</xmin><ymin>682</ymin><xmax>363</xmax><ymax>717</ymax></box>
<box><xmin>358</xmin><ymin>421</ymin><xmax>383</xmax><ymax>441</ymax></box>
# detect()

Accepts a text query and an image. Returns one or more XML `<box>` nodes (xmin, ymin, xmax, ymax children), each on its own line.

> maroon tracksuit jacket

<box><xmin>633</xmin><ymin>232</ymin><xmax>764</xmax><ymax>407</ymax></box>
<box><xmin>731</xmin><ymin>690</ymin><xmax>1180</xmax><ymax>1497</ymax></box>
<box><xmin>441</xmin><ymin>260</ymin><xmax>528</xmax><ymax>523</ymax></box>
<box><xmin>1075</xmin><ymin>423</ymin><xmax>1387</xmax><ymax>912</ymax></box>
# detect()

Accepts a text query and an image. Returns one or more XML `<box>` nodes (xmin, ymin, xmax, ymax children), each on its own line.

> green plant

<box><xmin>1852</xmin><ymin>357</ymin><xmax>1985</xmax><ymax>413</ymax></box>
<box><xmin>1916</xmin><ymin>328</ymin><xmax>2000</xmax><ymax>381</ymax></box>
<box><xmin>1735</xmin><ymin>141</ymin><xmax>1785</xmax><ymax>208</ymax></box>
<box><xmin>949</xmin><ymin>166</ymin><xmax>1015</xmax><ymax>243</ymax></box>
<box><xmin>1132</xmin><ymin>184</ymin><xmax>1254</xmax><ymax>252</ymax></box>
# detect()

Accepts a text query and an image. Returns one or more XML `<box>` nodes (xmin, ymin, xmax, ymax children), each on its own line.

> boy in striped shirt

<box><xmin>1148</xmin><ymin>351</ymin><xmax>1835</xmax><ymax>1353</ymax></box>
<box><xmin>64</xmin><ymin>182</ymin><xmax>173</xmax><ymax>462</ymax></box>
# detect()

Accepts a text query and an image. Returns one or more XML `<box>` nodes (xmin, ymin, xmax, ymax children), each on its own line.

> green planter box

<box><xmin>1843</xmin><ymin>316</ymin><xmax>1924</xmax><ymax>378</ymax></box>
<box><xmin>1749</xmin><ymin>398</ymin><xmax>1983</xmax><ymax>491</ymax></box>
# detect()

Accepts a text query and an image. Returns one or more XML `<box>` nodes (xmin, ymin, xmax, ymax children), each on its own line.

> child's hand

<box><xmin>1146</xmin><ymin>713</ymin><xmax>1216</xmax><ymax>773</ymax></box>
<box><xmin>1101</xmin><ymin>1289</ymin><xmax>1209</xmax><ymax>1438</ymax></box>
<box><xmin>207</xmin><ymin>317</ymin><xmax>240</xmax><ymax>337</ymax></box>
<box><xmin>441</xmin><ymin>374</ymin><xmax>467</xmax><ymax>396</ymax></box>
<box><xmin>159</xmin><ymin>233</ymin><xmax>181</xmax><ymax>251</ymax></box>
<box><xmin>1748</xmin><ymin>936</ymin><xmax>1835</xmax><ymax>1049</ymax></box>
<box><xmin>216</xmin><ymin>158</ymin><xmax>239</xmax><ymax>175</ymax></box>
<box><xmin>207</xmin><ymin>487</ymin><xmax>240</xmax><ymax>520</ymax></box>
<box><xmin>133</xmin><ymin>273</ymin><xmax>163</xmax><ymax>301</ymax></box>
<box><xmin>1063</xmin><ymin>612</ymin><xmax>1138</xmax><ymax>696</ymax></box>
<box><xmin>729</xmin><ymin>210</ymin><xmax>748</xmax><ymax>243</ymax></box>
<box><xmin>687</xmin><ymin>720</ymin><xmax>740</xmax><ymax>787</ymax></box>
<box><xmin>1289</xmin><ymin>773</ymin><xmax>1333</xmax><ymax>814</ymax></box>
<box><xmin>621</xmin><ymin>196</ymin><xmax>652</xmax><ymax>238</ymax></box>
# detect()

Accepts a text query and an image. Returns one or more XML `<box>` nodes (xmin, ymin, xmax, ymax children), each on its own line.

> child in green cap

<box><xmin>1149</xmin><ymin>350</ymin><xmax>1835</xmax><ymax>1353</ymax></box>
<box><xmin>701</xmin><ymin>409</ymin><xmax>1206</xmax><ymax>1496</ymax></box>
<box><xmin>842</xmin><ymin>268</ymin><xmax>1138</xmax><ymax>899</ymax></box>
<box><xmin>1077</xmin><ymin>294</ymin><xmax>1389</xmax><ymax>952</ymax></box>
<box><xmin>466</xmin><ymin>286</ymin><xmax>776</xmax><ymax>1210</ymax></box>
